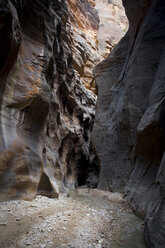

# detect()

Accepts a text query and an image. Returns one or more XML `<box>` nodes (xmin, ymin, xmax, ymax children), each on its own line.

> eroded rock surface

<box><xmin>95</xmin><ymin>0</ymin><xmax>128</xmax><ymax>58</ymax></box>
<box><xmin>92</xmin><ymin>0</ymin><xmax>165</xmax><ymax>246</ymax></box>
<box><xmin>0</xmin><ymin>0</ymin><xmax>128</xmax><ymax>201</ymax></box>
<box><xmin>0</xmin><ymin>0</ymin><xmax>98</xmax><ymax>201</ymax></box>
<box><xmin>67</xmin><ymin>0</ymin><xmax>128</xmax><ymax>92</ymax></box>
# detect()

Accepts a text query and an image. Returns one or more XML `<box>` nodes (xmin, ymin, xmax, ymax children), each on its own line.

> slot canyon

<box><xmin>0</xmin><ymin>0</ymin><xmax>164</xmax><ymax>247</ymax></box>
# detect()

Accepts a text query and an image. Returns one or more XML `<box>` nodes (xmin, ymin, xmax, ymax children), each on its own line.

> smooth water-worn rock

<box><xmin>0</xmin><ymin>0</ymin><xmax>98</xmax><ymax>200</ymax></box>
<box><xmin>0</xmin><ymin>0</ymin><xmax>127</xmax><ymax>201</ymax></box>
<box><xmin>92</xmin><ymin>0</ymin><xmax>165</xmax><ymax>246</ymax></box>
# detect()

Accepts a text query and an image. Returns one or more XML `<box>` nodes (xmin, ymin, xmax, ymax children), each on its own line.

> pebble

<box><xmin>24</xmin><ymin>241</ymin><xmax>32</xmax><ymax>246</ymax></box>
<box><xmin>95</xmin><ymin>244</ymin><xmax>102</xmax><ymax>248</ymax></box>
<box><xmin>0</xmin><ymin>190</ymin><xmax>143</xmax><ymax>248</ymax></box>
<box><xmin>0</xmin><ymin>223</ymin><xmax>7</xmax><ymax>226</ymax></box>
<box><xmin>41</xmin><ymin>244</ymin><xmax>46</xmax><ymax>248</ymax></box>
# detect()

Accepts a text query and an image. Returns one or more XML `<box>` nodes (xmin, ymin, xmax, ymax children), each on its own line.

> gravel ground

<box><xmin>0</xmin><ymin>188</ymin><xmax>146</xmax><ymax>248</ymax></box>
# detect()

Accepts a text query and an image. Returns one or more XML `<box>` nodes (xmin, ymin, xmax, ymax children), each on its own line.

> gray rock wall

<box><xmin>92</xmin><ymin>0</ymin><xmax>165</xmax><ymax>246</ymax></box>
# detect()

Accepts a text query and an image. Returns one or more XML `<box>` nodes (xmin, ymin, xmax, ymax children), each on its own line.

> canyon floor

<box><xmin>0</xmin><ymin>188</ymin><xmax>147</xmax><ymax>248</ymax></box>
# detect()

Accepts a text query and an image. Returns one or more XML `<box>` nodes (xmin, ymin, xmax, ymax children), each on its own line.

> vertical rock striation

<box><xmin>67</xmin><ymin>0</ymin><xmax>128</xmax><ymax>93</ymax></box>
<box><xmin>0</xmin><ymin>0</ymin><xmax>55</xmax><ymax>200</ymax></box>
<box><xmin>67</xmin><ymin>0</ymin><xmax>100</xmax><ymax>93</ymax></box>
<box><xmin>92</xmin><ymin>0</ymin><xmax>165</xmax><ymax>246</ymax></box>
<box><xmin>95</xmin><ymin>0</ymin><xmax>128</xmax><ymax>58</ymax></box>
<box><xmin>0</xmin><ymin>0</ymin><xmax>127</xmax><ymax>201</ymax></box>
<box><xmin>0</xmin><ymin>0</ymin><xmax>98</xmax><ymax>200</ymax></box>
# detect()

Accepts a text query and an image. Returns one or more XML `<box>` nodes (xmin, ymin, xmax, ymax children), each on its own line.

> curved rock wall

<box><xmin>0</xmin><ymin>0</ymin><xmax>127</xmax><ymax>201</ymax></box>
<box><xmin>92</xmin><ymin>0</ymin><xmax>165</xmax><ymax>246</ymax></box>
<box><xmin>0</xmin><ymin>0</ymin><xmax>98</xmax><ymax>200</ymax></box>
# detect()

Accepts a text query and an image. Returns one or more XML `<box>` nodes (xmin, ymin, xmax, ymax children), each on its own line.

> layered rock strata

<box><xmin>67</xmin><ymin>0</ymin><xmax>100</xmax><ymax>93</ymax></box>
<box><xmin>0</xmin><ymin>0</ymin><xmax>98</xmax><ymax>201</ymax></box>
<box><xmin>67</xmin><ymin>0</ymin><xmax>128</xmax><ymax>93</ymax></box>
<box><xmin>95</xmin><ymin>0</ymin><xmax>128</xmax><ymax>58</ymax></box>
<box><xmin>0</xmin><ymin>0</ymin><xmax>128</xmax><ymax>201</ymax></box>
<box><xmin>92</xmin><ymin>0</ymin><xmax>165</xmax><ymax>246</ymax></box>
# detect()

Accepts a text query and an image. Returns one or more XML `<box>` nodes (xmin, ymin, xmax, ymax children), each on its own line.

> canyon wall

<box><xmin>0</xmin><ymin>0</ymin><xmax>98</xmax><ymax>201</ymax></box>
<box><xmin>0</xmin><ymin>0</ymin><xmax>126</xmax><ymax>201</ymax></box>
<box><xmin>67</xmin><ymin>0</ymin><xmax>127</xmax><ymax>93</ymax></box>
<box><xmin>92</xmin><ymin>0</ymin><xmax>165</xmax><ymax>246</ymax></box>
<box><xmin>1</xmin><ymin>0</ymin><xmax>164</xmax><ymax>246</ymax></box>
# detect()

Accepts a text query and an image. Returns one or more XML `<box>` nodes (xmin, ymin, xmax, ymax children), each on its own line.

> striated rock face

<box><xmin>67</xmin><ymin>0</ymin><xmax>100</xmax><ymax>93</ymax></box>
<box><xmin>67</xmin><ymin>0</ymin><xmax>128</xmax><ymax>93</ymax></box>
<box><xmin>95</xmin><ymin>0</ymin><xmax>128</xmax><ymax>58</ymax></box>
<box><xmin>0</xmin><ymin>0</ymin><xmax>98</xmax><ymax>201</ymax></box>
<box><xmin>92</xmin><ymin>0</ymin><xmax>165</xmax><ymax>246</ymax></box>
<box><xmin>0</xmin><ymin>0</ymin><xmax>128</xmax><ymax>201</ymax></box>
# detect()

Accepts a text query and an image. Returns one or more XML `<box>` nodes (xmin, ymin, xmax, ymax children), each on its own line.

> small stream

<box><xmin>70</xmin><ymin>188</ymin><xmax>148</xmax><ymax>248</ymax></box>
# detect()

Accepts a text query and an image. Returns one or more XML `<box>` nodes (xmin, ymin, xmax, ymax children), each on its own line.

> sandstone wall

<box><xmin>67</xmin><ymin>0</ymin><xmax>128</xmax><ymax>93</ymax></box>
<box><xmin>0</xmin><ymin>0</ymin><xmax>98</xmax><ymax>200</ymax></box>
<box><xmin>0</xmin><ymin>0</ymin><xmax>127</xmax><ymax>201</ymax></box>
<box><xmin>92</xmin><ymin>0</ymin><xmax>165</xmax><ymax>246</ymax></box>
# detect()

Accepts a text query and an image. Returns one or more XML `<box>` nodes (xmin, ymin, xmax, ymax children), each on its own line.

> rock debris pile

<box><xmin>0</xmin><ymin>189</ymin><xmax>145</xmax><ymax>248</ymax></box>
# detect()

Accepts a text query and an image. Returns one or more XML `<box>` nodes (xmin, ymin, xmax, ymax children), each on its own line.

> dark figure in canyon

<box><xmin>86</xmin><ymin>177</ymin><xmax>91</xmax><ymax>193</ymax></box>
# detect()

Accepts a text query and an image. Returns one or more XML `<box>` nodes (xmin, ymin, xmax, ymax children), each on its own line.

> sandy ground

<box><xmin>0</xmin><ymin>188</ymin><xmax>146</xmax><ymax>248</ymax></box>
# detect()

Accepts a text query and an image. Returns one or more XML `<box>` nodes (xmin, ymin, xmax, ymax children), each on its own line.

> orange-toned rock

<box><xmin>67</xmin><ymin>0</ymin><xmax>128</xmax><ymax>93</ymax></box>
<box><xmin>0</xmin><ymin>0</ymin><xmax>98</xmax><ymax>201</ymax></box>
<box><xmin>0</xmin><ymin>0</ymin><xmax>127</xmax><ymax>201</ymax></box>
